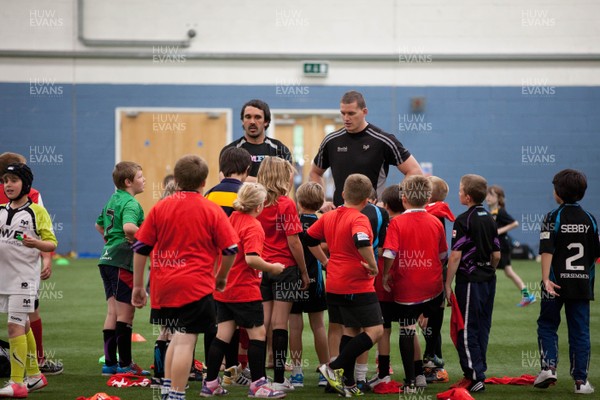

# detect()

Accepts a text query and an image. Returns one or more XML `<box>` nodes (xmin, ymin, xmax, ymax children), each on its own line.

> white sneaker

<box><xmin>0</xmin><ymin>381</ymin><xmax>28</xmax><ymax>397</ymax></box>
<box><xmin>270</xmin><ymin>378</ymin><xmax>295</xmax><ymax>392</ymax></box>
<box><xmin>574</xmin><ymin>380</ymin><xmax>595</xmax><ymax>394</ymax></box>
<box><xmin>534</xmin><ymin>369</ymin><xmax>557</xmax><ymax>389</ymax></box>
<box><xmin>367</xmin><ymin>374</ymin><xmax>390</xmax><ymax>388</ymax></box>
<box><xmin>415</xmin><ymin>374</ymin><xmax>427</xmax><ymax>388</ymax></box>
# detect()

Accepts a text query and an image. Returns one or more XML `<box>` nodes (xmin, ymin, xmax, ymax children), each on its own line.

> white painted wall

<box><xmin>1</xmin><ymin>0</ymin><xmax>599</xmax><ymax>85</ymax></box>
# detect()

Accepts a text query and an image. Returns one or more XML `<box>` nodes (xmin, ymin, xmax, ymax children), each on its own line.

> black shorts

<box><xmin>149</xmin><ymin>295</ymin><xmax>217</xmax><ymax>334</ymax></box>
<box><xmin>497</xmin><ymin>252</ymin><xmax>511</xmax><ymax>269</ymax></box>
<box><xmin>290</xmin><ymin>270</ymin><xmax>327</xmax><ymax>314</ymax></box>
<box><xmin>99</xmin><ymin>265</ymin><xmax>133</xmax><ymax>303</ymax></box>
<box><xmin>261</xmin><ymin>266</ymin><xmax>303</xmax><ymax>303</ymax></box>
<box><xmin>379</xmin><ymin>301</ymin><xmax>399</xmax><ymax>329</ymax></box>
<box><xmin>397</xmin><ymin>292</ymin><xmax>444</xmax><ymax>327</ymax></box>
<box><xmin>216</xmin><ymin>301</ymin><xmax>264</xmax><ymax>328</ymax></box>
<box><xmin>327</xmin><ymin>292</ymin><xmax>384</xmax><ymax>328</ymax></box>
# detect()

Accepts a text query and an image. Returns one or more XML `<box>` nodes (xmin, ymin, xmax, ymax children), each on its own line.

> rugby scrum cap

<box><xmin>4</xmin><ymin>163</ymin><xmax>33</xmax><ymax>198</ymax></box>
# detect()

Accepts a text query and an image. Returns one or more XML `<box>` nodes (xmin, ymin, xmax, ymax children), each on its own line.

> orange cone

<box><xmin>131</xmin><ymin>332</ymin><xmax>146</xmax><ymax>342</ymax></box>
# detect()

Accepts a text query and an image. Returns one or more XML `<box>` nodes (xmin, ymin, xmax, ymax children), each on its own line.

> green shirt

<box><xmin>96</xmin><ymin>189</ymin><xmax>144</xmax><ymax>271</ymax></box>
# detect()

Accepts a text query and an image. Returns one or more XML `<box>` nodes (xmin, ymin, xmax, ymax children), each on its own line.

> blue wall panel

<box><xmin>1</xmin><ymin>83</ymin><xmax>598</xmax><ymax>257</ymax></box>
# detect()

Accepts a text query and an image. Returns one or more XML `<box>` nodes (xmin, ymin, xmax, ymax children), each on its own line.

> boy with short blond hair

<box><xmin>308</xmin><ymin>174</ymin><xmax>383</xmax><ymax>397</ymax></box>
<box><xmin>445</xmin><ymin>174</ymin><xmax>500</xmax><ymax>393</ymax></box>
<box><xmin>0</xmin><ymin>163</ymin><xmax>56</xmax><ymax>397</ymax></box>
<box><xmin>382</xmin><ymin>176</ymin><xmax>447</xmax><ymax>393</ymax></box>
<box><xmin>95</xmin><ymin>161</ymin><xmax>147</xmax><ymax>376</ymax></box>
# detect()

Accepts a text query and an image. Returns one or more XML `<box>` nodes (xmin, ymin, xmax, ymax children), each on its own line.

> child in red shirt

<box><xmin>131</xmin><ymin>155</ymin><xmax>239</xmax><ymax>400</ymax></box>
<box><xmin>382</xmin><ymin>176</ymin><xmax>448</xmax><ymax>393</ymax></box>
<box><xmin>422</xmin><ymin>176</ymin><xmax>455</xmax><ymax>383</ymax></box>
<box><xmin>368</xmin><ymin>184</ymin><xmax>404</xmax><ymax>389</ymax></box>
<box><xmin>203</xmin><ymin>182</ymin><xmax>286</xmax><ymax>398</ymax></box>
<box><xmin>256</xmin><ymin>157</ymin><xmax>309</xmax><ymax>392</ymax></box>
<box><xmin>309</xmin><ymin>174</ymin><xmax>382</xmax><ymax>397</ymax></box>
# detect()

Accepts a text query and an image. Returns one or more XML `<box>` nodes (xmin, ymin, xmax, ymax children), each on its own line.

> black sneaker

<box><xmin>468</xmin><ymin>380</ymin><xmax>485</xmax><ymax>392</ymax></box>
<box><xmin>150</xmin><ymin>377</ymin><xmax>162</xmax><ymax>389</ymax></box>
<box><xmin>39</xmin><ymin>360</ymin><xmax>64</xmax><ymax>376</ymax></box>
<box><xmin>356</xmin><ymin>380</ymin><xmax>371</xmax><ymax>392</ymax></box>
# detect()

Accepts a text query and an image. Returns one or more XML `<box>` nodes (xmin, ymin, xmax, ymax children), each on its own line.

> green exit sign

<box><xmin>303</xmin><ymin>61</ymin><xmax>329</xmax><ymax>77</ymax></box>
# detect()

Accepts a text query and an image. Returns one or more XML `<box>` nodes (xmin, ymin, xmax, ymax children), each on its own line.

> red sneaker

<box><xmin>0</xmin><ymin>381</ymin><xmax>28</xmax><ymax>398</ymax></box>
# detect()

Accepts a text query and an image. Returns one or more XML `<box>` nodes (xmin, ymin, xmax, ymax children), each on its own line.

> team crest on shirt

<box><xmin>363</xmin><ymin>145</ymin><xmax>370</xmax><ymax>151</ymax></box>
<box><xmin>452</xmin><ymin>230</ymin><xmax>457</xmax><ymax>238</ymax></box>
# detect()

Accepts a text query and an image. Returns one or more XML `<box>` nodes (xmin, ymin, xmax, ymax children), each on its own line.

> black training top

<box><xmin>451</xmin><ymin>205</ymin><xmax>501</xmax><ymax>283</ymax></box>
<box><xmin>539</xmin><ymin>203</ymin><xmax>600</xmax><ymax>300</ymax></box>
<box><xmin>222</xmin><ymin>136</ymin><xmax>292</xmax><ymax>177</ymax></box>
<box><xmin>313</xmin><ymin>124</ymin><xmax>411</xmax><ymax>206</ymax></box>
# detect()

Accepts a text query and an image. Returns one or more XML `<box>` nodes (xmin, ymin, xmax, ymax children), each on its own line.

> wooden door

<box><xmin>119</xmin><ymin>110</ymin><xmax>229</xmax><ymax>214</ymax></box>
<box><xmin>272</xmin><ymin>114</ymin><xmax>342</xmax><ymax>198</ymax></box>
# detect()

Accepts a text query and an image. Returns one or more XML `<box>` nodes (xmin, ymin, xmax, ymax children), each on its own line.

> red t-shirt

<box><xmin>383</xmin><ymin>210</ymin><xmax>447</xmax><ymax>304</ymax></box>
<box><xmin>214</xmin><ymin>211</ymin><xmax>264</xmax><ymax>303</ymax></box>
<box><xmin>0</xmin><ymin>186</ymin><xmax>41</xmax><ymax>204</ymax></box>
<box><xmin>135</xmin><ymin>192</ymin><xmax>239</xmax><ymax>308</ymax></box>
<box><xmin>256</xmin><ymin>196</ymin><xmax>302</xmax><ymax>267</ymax></box>
<box><xmin>307</xmin><ymin>206</ymin><xmax>374</xmax><ymax>295</ymax></box>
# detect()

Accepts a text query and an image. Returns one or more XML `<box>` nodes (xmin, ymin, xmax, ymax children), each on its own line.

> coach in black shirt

<box><xmin>309</xmin><ymin>91</ymin><xmax>422</xmax><ymax>207</ymax></box>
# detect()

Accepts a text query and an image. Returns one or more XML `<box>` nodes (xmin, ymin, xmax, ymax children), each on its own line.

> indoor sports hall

<box><xmin>0</xmin><ymin>1</ymin><xmax>598</xmax><ymax>399</ymax></box>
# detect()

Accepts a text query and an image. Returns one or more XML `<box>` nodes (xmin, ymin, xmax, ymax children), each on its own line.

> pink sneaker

<box><xmin>517</xmin><ymin>294</ymin><xmax>536</xmax><ymax>307</ymax></box>
<box><xmin>249</xmin><ymin>378</ymin><xmax>286</xmax><ymax>398</ymax></box>
<box><xmin>0</xmin><ymin>381</ymin><xmax>28</xmax><ymax>398</ymax></box>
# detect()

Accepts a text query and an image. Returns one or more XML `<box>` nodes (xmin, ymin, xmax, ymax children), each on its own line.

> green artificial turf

<box><xmin>1</xmin><ymin>259</ymin><xmax>597</xmax><ymax>399</ymax></box>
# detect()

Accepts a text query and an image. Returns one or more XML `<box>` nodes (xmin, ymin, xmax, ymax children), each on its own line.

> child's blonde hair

<box><xmin>428</xmin><ymin>176</ymin><xmax>449</xmax><ymax>202</ymax></box>
<box><xmin>233</xmin><ymin>182</ymin><xmax>267</xmax><ymax>213</ymax></box>
<box><xmin>402</xmin><ymin>175</ymin><xmax>432</xmax><ymax>207</ymax></box>
<box><xmin>342</xmin><ymin>174</ymin><xmax>372</xmax><ymax>205</ymax></box>
<box><xmin>296</xmin><ymin>182</ymin><xmax>325</xmax><ymax>212</ymax></box>
<box><xmin>256</xmin><ymin>156</ymin><xmax>295</xmax><ymax>206</ymax></box>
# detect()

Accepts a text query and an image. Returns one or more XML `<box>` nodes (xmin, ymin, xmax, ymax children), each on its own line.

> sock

<box><xmin>414</xmin><ymin>360</ymin><xmax>424</xmax><ymax>376</ymax></box>
<box><xmin>206</xmin><ymin>338</ymin><xmax>229</xmax><ymax>381</ymax></box>
<box><xmin>339</xmin><ymin>335</ymin><xmax>352</xmax><ymax>355</ymax></box>
<box><xmin>399</xmin><ymin>327</ymin><xmax>416</xmax><ymax>383</ymax></box>
<box><xmin>154</xmin><ymin>340</ymin><xmax>167</xmax><ymax>378</ymax></box>
<box><xmin>355</xmin><ymin>363</ymin><xmax>368</xmax><ymax>382</ymax></box>
<box><xmin>204</xmin><ymin>322</ymin><xmax>217</xmax><ymax>360</ymax></box>
<box><xmin>168</xmin><ymin>389</ymin><xmax>186</xmax><ymax>400</ymax></box>
<box><xmin>378</xmin><ymin>355</ymin><xmax>390</xmax><ymax>379</ymax></box>
<box><xmin>329</xmin><ymin>356</ymin><xmax>338</xmax><ymax>363</ymax></box>
<box><xmin>30</xmin><ymin>318</ymin><xmax>44</xmax><ymax>364</ymax></box>
<box><xmin>239</xmin><ymin>353</ymin><xmax>248</xmax><ymax>370</ymax></box>
<box><xmin>161</xmin><ymin>378</ymin><xmax>172</xmax><ymax>396</ymax></box>
<box><xmin>239</xmin><ymin>328</ymin><xmax>250</xmax><ymax>349</ymax></box>
<box><xmin>272</xmin><ymin>329</ymin><xmax>288</xmax><ymax>383</ymax></box>
<box><xmin>25</xmin><ymin>329</ymin><xmax>41</xmax><ymax>376</ymax></box>
<box><xmin>9</xmin><ymin>335</ymin><xmax>27</xmax><ymax>384</ymax></box>
<box><xmin>330</xmin><ymin>333</ymin><xmax>374</xmax><ymax>387</ymax></box>
<box><xmin>115</xmin><ymin>321</ymin><xmax>132</xmax><ymax>367</ymax></box>
<box><xmin>522</xmin><ymin>287</ymin><xmax>530</xmax><ymax>297</ymax></box>
<box><xmin>248</xmin><ymin>339</ymin><xmax>266</xmax><ymax>383</ymax></box>
<box><xmin>103</xmin><ymin>329</ymin><xmax>117</xmax><ymax>366</ymax></box>
<box><xmin>292</xmin><ymin>365</ymin><xmax>303</xmax><ymax>376</ymax></box>
<box><xmin>225</xmin><ymin>329</ymin><xmax>240</xmax><ymax>368</ymax></box>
